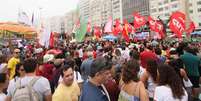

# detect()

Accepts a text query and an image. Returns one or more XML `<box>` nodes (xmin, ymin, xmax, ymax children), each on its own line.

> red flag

<box><xmin>112</xmin><ymin>27</ymin><xmax>118</xmax><ymax>36</ymax></box>
<box><xmin>112</xmin><ymin>19</ymin><xmax>122</xmax><ymax>36</ymax></box>
<box><xmin>123</xmin><ymin>19</ymin><xmax>133</xmax><ymax>33</ymax></box>
<box><xmin>148</xmin><ymin>16</ymin><xmax>165</xmax><ymax>38</ymax></box>
<box><xmin>49</xmin><ymin>32</ymin><xmax>54</xmax><ymax>48</ymax></box>
<box><xmin>148</xmin><ymin>16</ymin><xmax>157</xmax><ymax>31</ymax></box>
<box><xmin>133</xmin><ymin>12</ymin><xmax>146</xmax><ymax>29</ymax></box>
<box><xmin>104</xmin><ymin>16</ymin><xmax>113</xmax><ymax>33</ymax></box>
<box><xmin>94</xmin><ymin>26</ymin><xmax>102</xmax><ymax>39</ymax></box>
<box><xmin>169</xmin><ymin>11</ymin><xmax>186</xmax><ymax>39</ymax></box>
<box><xmin>156</xmin><ymin>21</ymin><xmax>165</xmax><ymax>38</ymax></box>
<box><xmin>87</xmin><ymin>21</ymin><xmax>91</xmax><ymax>33</ymax></box>
<box><xmin>186</xmin><ymin>21</ymin><xmax>195</xmax><ymax>37</ymax></box>
<box><xmin>115</xmin><ymin>19</ymin><xmax>120</xmax><ymax>27</ymax></box>
<box><xmin>122</xmin><ymin>23</ymin><xmax>130</xmax><ymax>42</ymax></box>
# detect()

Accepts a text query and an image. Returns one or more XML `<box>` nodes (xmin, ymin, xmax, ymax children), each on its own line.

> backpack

<box><xmin>12</xmin><ymin>77</ymin><xmax>40</xmax><ymax>101</ymax></box>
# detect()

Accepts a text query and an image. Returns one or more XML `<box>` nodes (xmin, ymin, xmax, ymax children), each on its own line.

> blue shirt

<box><xmin>80</xmin><ymin>81</ymin><xmax>109</xmax><ymax>101</ymax></box>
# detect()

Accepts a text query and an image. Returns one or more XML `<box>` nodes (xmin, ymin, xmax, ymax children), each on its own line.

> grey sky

<box><xmin>0</xmin><ymin>0</ymin><xmax>79</xmax><ymax>22</ymax></box>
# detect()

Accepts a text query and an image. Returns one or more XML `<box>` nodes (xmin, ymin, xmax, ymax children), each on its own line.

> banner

<box><xmin>87</xmin><ymin>21</ymin><xmax>91</xmax><ymax>33</ymax></box>
<box><xmin>122</xmin><ymin>23</ymin><xmax>130</xmax><ymax>42</ymax></box>
<box><xmin>74</xmin><ymin>17</ymin><xmax>87</xmax><ymax>42</ymax></box>
<box><xmin>112</xmin><ymin>19</ymin><xmax>122</xmax><ymax>36</ymax></box>
<box><xmin>186</xmin><ymin>21</ymin><xmax>195</xmax><ymax>37</ymax></box>
<box><xmin>133</xmin><ymin>12</ymin><xmax>146</xmax><ymax>29</ymax></box>
<box><xmin>94</xmin><ymin>26</ymin><xmax>102</xmax><ymax>39</ymax></box>
<box><xmin>148</xmin><ymin>16</ymin><xmax>165</xmax><ymax>38</ymax></box>
<box><xmin>104</xmin><ymin>16</ymin><xmax>113</xmax><ymax>33</ymax></box>
<box><xmin>169</xmin><ymin>11</ymin><xmax>186</xmax><ymax>39</ymax></box>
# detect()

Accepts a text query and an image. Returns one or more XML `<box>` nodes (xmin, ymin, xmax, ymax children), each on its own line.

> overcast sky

<box><xmin>0</xmin><ymin>0</ymin><xmax>79</xmax><ymax>22</ymax></box>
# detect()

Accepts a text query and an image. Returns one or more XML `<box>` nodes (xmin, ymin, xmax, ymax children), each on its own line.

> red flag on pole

<box><xmin>169</xmin><ymin>11</ymin><xmax>186</xmax><ymax>39</ymax></box>
<box><xmin>94</xmin><ymin>26</ymin><xmax>102</xmax><ymax>39</ymax></box>
<box><xmin>104</xmin><ymin>16</ymin><xmax>113</xmax><ymax>33</ymax></box>
<box><xmin>112</xmin><ymin>19</ymin><xmax>122</xmax><ymax>36</ymax></box>
<box><xmin>186</xmin><ymin>21</ymin><xmax>195</xmax><ymax>37</ymax></box>
<box><xmin>133</xmin><ymin>12</ymin><xmax>146</xmax><ymax>29</ymax></box>
<box><xmin>148</xmin><ymin>16</ymin><xmax>156</xmax><ymax>31</ymax></box>
<box><xmin>122</xmin><ymin>23</ymin><xmax>130</xmax><ymax>42</ymax></box>
<box><xmin>156</xmin><ymin>21</ymin><xmax>165</xmax><ymax>39</ymax></box>
<box><xmin>148</xmin><ymin>16</ymin><xmax>165</xmax><ymax>38</ymax></box>
<box><xmin>87</xmin><ymin>21</ymin><xmax>91</xmax><ymax>33</ymax></box>
<box><xmin>49</xmin><ymin>32</ymin><xmax>54</xmax><ymax>48</ymax></box>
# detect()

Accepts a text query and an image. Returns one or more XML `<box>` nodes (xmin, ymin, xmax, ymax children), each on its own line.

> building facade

<box><xmin>112</xmin><ymin>0</ymin><xmax>123</xmax><ymax>22</ymax></box>
<box><xmin>122</xmin><ymin>0</ymin><xmax>150</xmax><ymax>23</ymax></box>
<box><xmin>78</xmin><ymin>0</ymin><xmax>90</xmax><ymax>19</ymax></box>
<box><xmin>101</xmin><ymin>0</ymin><xmax>113</xmax><ymax>25</ymax></box>
<box><xmin>48</xmin><ymin>16</ymin><xmax>65</xmax><ymax>33</ymax></box>
<box><xmin>64</xmin><ymin>10</ymin><xmax>78</xmax><ymax>34</ymax></box>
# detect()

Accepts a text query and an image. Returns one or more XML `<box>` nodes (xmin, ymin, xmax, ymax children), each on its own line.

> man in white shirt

<box><xmin>6</xmin><ymin>58</ymin><xmax>52</xmax><ymax>101</ymax></box>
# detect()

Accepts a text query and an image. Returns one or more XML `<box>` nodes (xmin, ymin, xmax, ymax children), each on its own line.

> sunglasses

<box><xmin>15</xmin><ymin>52</ymin><xmax>20</xmax><ymax>54</ymax></box>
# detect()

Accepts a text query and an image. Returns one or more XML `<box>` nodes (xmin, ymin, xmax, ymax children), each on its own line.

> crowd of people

<box><xmin>0</xmin><ymin>39</ymin><xmax>201</xmax><ymax>101</ymax></box>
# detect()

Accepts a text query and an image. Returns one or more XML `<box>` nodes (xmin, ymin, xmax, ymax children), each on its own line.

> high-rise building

<box><xmin>112</xmin><ymin>0</ymin><xmax>123</xmax><ymax>22</ymax></box>
<box><xmin>78</xmin><ymin>0</ymin><xmax>90</xmax><ymax>19</ymax></box>
<box><xmin>101</xmin><ymin>0</ymin><xmax>113</xmax><ymax>25</ymax></box>
<box><xmin>189</xmin><ymin>0</ymin><xmax>201</xmax><ymax>29</ymax></box>
<box><xmin>150</xmin><ymin>0</ymin><xmax>201</xmax><ymax>29</ymax></box>
<box><xmin>64</xmin><ymin>10</ymin><xmax>78</xmax><ymax>34</ymax></box>
<box><xmin>122</xmin><ymin>0</ymin><xmax>150</xmax><ymax>23</ymax></box>
<box><xmin>49</xmin><ymin>16</ymin><xmax>65</xmax><ymax>33</ymax></box>
<box><xmin>90</xmin><ymin>0</ymin><xmax>103</xmax><ymax>26</ymax></box>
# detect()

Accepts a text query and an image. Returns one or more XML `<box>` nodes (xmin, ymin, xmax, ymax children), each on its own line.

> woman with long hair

<box><xmin>154</xmin><ymin>64</ymin><xmax>188</xmax><ymax>101</ymax></box>
<box><xmin>140</xmin><ymin>59</ymin><xmax>158</xmax><ymax>101</ymax></box>
<box><xmin>118</xmin><ymin>60</ymin><xmax>149</xmax><ymax>101</ymax></box>
<box><xmin>13</xmin><ymin>63</ymin><xmax>25</xmax><ymax>81</ymax></box>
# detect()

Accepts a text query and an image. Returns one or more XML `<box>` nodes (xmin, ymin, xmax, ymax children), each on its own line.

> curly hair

<box><xmin>158</xmin><ymin>64</ymin><xmax>185</xmax><ymax>99</ymax></box>
<box><xmin>122</xmin><ymin>60</ymin><xmax>139</xmax><ymax>84</ymax></box>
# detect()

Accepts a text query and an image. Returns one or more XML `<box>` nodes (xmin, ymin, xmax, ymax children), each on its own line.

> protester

<box><xmin>180</xmin><ymin>46</ymin><xmax>201</xmax><ymax>98</ymax></box>
<box><xmin>7</xmin><ymin>48</ymin><xmax>20</xmax><ymax>80</ymax></box>
<box><xmin>140</xmin><ymin>59</ymin><xmax>158</xmax><ymax>101</ymax></box>
<box><xmin>80</xmin><ymin>57</ymin><xmax>112</xmax><ymax>101</ymax></box>
<box><xmin>118</xmin><ymin>59</ymin><xmax>149</xmax><ymax>101</ymax></box>
<box><xmin>0</xmin><ymin>73</ymin><xmax>8</xmax><ymax>101</ymax></box>
<box><xmin>53</xmin><ymin>64</ymin><xmax>80</xmax><ymax>101</ymax></box>
<box><xmin>0</xmin><ymin>55</ymin><xmax>8</xmax><ymax>73</ymax></box>
<box><xmin>154</xmin><ymin>64</ymin><xmax>188</xmax><ymax>101</ymax></box>
<box><xmin>6</xmin><ymin>58</ymin><xmax>52</xmax><ymax>101</ymax></box>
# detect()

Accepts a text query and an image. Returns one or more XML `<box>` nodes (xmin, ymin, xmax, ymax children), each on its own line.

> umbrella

<box><xmin>0</xmin><ymin>22</ymin><xmax>36</xmax><ymax>35</ymax></box>
<box><xmin>191</xmin><ymin>31</ymin><xmax>201</xmax><ymax>35</ymax></box>
<box><xmin>103</xmin><ymin>35</ymin><xmax>117</xmax><ymax>41</ymax></box>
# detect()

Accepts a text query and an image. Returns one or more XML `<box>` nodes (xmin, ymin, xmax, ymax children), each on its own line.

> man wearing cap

<box><xmin>7</xmin><ymin>48</ymin><xmax>20</xmax><ymax>80</ymax></box>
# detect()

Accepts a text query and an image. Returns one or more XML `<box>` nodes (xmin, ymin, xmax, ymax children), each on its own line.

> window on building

<box><xmin>198</xmin><ymin>1</ymin><xmax>201</xmax><ymax>5</ymax></box>
<box><xmin>171</xmin><ymin>0</ymin><xmax>177</xmax><ymax>2</ymax></box>
<box><xmin>151</xmin><ymin>9</ymin><xmax>157</xmax><ymax>13</ymax></box>
<box><xmin>199</xmin><ymin>23</ymin><xmax>201</xmax><ymax>26</ymax></box>
<box><xmin>172</xmin><ymin>4</ymin><xmax>178</xmax><ymax>8</ymax></box>
<box><xmin>165</xmin><ymin>13</ymin><xmax>169</xmax><ymax>16</ymax></box>
<box><xmin>159</xmin><ymin>8</ymin><xmax>163</xmax><ymax>11</ymax></box>
<box><xmin>198</xmin><ymin>8</ymin><xmax>201</xmax><ymax>12</ymax></box>
<box><xmin>189</xmin><ymin>10</ymin><xmax>193</xmax><ymax>13</ymax></box>
<box><xmin>158</xmin><ymin>2</ymin><xmax>162</xmax><ymax>5</ymax></box>
<box><xmin>164</xmin><ymin>0</ymin><xmax>168</xmax><ymax>4</ymax></box>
